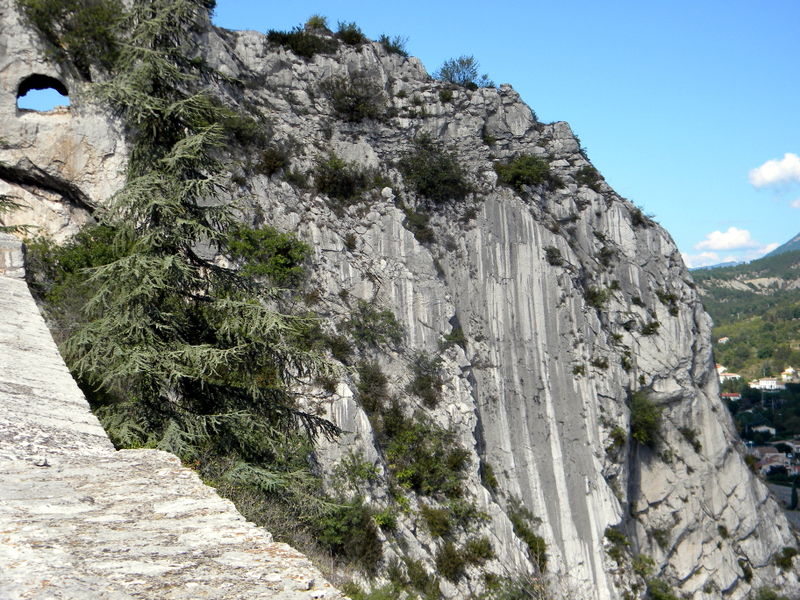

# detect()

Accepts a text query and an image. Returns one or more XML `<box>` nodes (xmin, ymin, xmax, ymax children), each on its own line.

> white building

<box><xmin>749</xmin><ymin>377</ymin><xmax>785</xmax><ymax>391</ymax></box>
<box><xmin>720</xmin><ymin>372</ymin><xmax>741</xmax><ymax>383</ymax></box>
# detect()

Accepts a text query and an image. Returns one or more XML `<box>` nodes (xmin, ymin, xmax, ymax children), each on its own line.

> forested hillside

<box><xmin>693</xmin><ymin>250</ymin><xmax>800</xmax><ymax>378</ymax></box>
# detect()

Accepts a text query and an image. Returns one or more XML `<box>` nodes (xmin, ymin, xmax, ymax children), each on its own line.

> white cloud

<box><xmin>792</xmin><ymin>198</ymin><xmax>800</xmax><ymax>208</ymax></box>
<box><xmin>682</xmin><ymin>252</ymin><xmax>719</xmax><ymax>269</ymax></box>
<box><xmin>694</xmin><ymin>227</ymin><xmax>758</xmax><ymax>251</ymax></box>
<box><xmin>749</xmin><ymin>153</ymin><xmax>800</xmax><ymax>187</ymax></box>
<box><xmin>740</xmin><ymin>243</ymin><xmax>779</xmax><ymax>262</ymax></box>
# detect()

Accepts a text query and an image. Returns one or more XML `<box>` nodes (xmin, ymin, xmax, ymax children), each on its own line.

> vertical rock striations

<box><xmin>0</xmin><ymin>2</ymin><xmax>797</xmax><ymax>598</ymax></box>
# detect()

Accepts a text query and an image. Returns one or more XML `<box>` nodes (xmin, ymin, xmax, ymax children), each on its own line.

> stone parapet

<box><xmin>0</xmin><ymin>275</ymin><xmax>346</xmax><ymax>600</ymax></box>
<box><xmin>0</xmin><ymin>233</ymin><xmax>24</xmax><ymax>278</ymax></box>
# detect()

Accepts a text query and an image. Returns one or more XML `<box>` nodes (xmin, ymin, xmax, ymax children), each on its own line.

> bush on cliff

<box><xmin>629</xmin><ymin>391</ymin><xmax>662</xmax><ymax>447</ymax></box>
<box><xmin>495</xmin><ymin>154</ymin><xmax>561</xmax><ymax>192</ymax></box>
<box><xmin>399</xmin><ymin>134</ymin><xmax>470</xmax><ymax>204</ymax></box>
<box><xmin>434</xmin><ymin>55</ymin><xmax>494</xmax><ymax>90</ymax></box>
<box><xmin>18</xmin><ymin>0</ymin><xmax>122</xmax><ymax>78</ymax></box>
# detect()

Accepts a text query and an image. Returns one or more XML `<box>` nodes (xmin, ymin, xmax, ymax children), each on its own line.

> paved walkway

<box><xmin>0</xmin><ymin>273</ymin><xmax>345</xmax><ymax>600</ymax></box>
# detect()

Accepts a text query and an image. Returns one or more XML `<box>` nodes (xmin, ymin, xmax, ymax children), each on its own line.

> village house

<box><xmin>749</xmin><ymin>377</ymin><xmax>785</xmax><ymax>391</ymax></box>
<box><xmin>720</xmin><ymin>372</ymin><xmax>742</xmax><ymax>383</ymax></box>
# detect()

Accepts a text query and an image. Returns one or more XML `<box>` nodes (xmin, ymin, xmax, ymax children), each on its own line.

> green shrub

<box><xmin>464</xmin><ymin>536</ymin><xmax>495</xmax><ymax>564</ymax></box>
<box><xmin>774</xmin><ymin>546</ymin><xmax>798</xmax><ymax>571</ymax></box>
<box><xmin>604</xmin><ymin>527</ymin><xmax>629</xmax><ymax>565</ymax></box>
<box><xmin>317</xmin><ymin>497</ymin><xmax>382</xmax><ymax>574</ymax></box>
<box><xmin>646</xmin><ymin>579</ymin><xmax>678</xmax><ymax>600</ymax></box>
<box><xmin>267</xmin><ymin>26</ymin><xmax>338</xmax><ymax>59</ymax></box>
<box><xmin>591</xmin><ymin>357</ymin><xmax>609</xmax><ymax>369</ymax></box>
<box><xmin>404</xmin><ymin>557</ymin><xmax>441</xmax><ymax>597</ymax></box>
<box><xmin>324</xmin><ymin>333</ymin><xmax>352</xmax><ymax>364</ymax></box>
<box><xmin>336</xmin><ymin>21</ymin><xmax>366</xmax><ymax>45</ymax></box>
<box><xmin>440</xmin><ymin>326</ymin><xmax>466</xmax><ymax>350</ymax></box>
<box><xmin>255</xmin><ymin>146</ymin><xmax>288</xmax><ymax>176</ymax></box>
<box><xmin>314</xmin><ymin>153</ymin><xmax>374</xmax><ymax>204</ymax></box>
<box><xmin>420</xmin><ymin>504</ymin><xmax>452</xmax><ymax>538</ymax></box>
<box><xmin>434</xmin><ymin>55</ymin><xmax>494</xmax><ymax>89</ymax></box>
<box><xmin>641</xmin><ymin>321</ymin><xmax>660</xmax><ymax>335</ymax></box>
<box><xmin>575</xmin><ymin>165</ymin><xmax>602</xmax><ymax>191</ymax></box>
<box><xmin>343</xmin><ymin>232</ymin><xmax>357</xmax><ymax>251</ymax></box>
<box><xmin>356</xmin><ymin>361</ymin><xmax>389</xmax><ymax>415</ymax></box>
<box><xmin>321</xmin><ymin>74</ymin><xmax>385</xmax><ymax>122</ymax></box>
<box><xmin>399</xmin><ymin>134</ymin><xmax>470</xmax><ymax>204</ymax></box>
<box><xmin>435</xmin><ymin>541</ymin><xmax>465</xmax><ymax>581</ymax></box>
<box><xmin>438</xmin><ymin>88</ymin><xmax>454</xmax><ymax>103</ymax></box>
<box><xmin>408</xmin><ymin>352</ymin><xmax>444</xmax><ymax>408</ymax></box>
<box><xmin>585</xmin><ymin>286</ymin><xmax>609</xmax><ymax>309</ymax></box>
<box><xmin>480</xmin><ymin>461</ymin><xmax>498</xmax><ymax>491</ymax></box>
<box><xmin>373</xmin><ymin>507</ymin><xmax>397</xmax><ymax>531</ymax></box>
<box><xmin>598</xmin><ymin>245</ymin><xmax>616</xmax><ymax>267</ymax></box>
<box><xmin>304</xmin><ymin>14</ymin><xmax>329</xmax><ymax>30</ymax></box>
<box><xmin>629</xmin><ymin>391</ymin><xmax>661</xmax><ymax>447</ymax></box>
<box><xmin>483</xmin><ymin>574</ymin><xmax>551</xmax><ymax>600</ymax></box>
<box><xmin>738</xmin><ymin>558</ymin><xmax>753</xmax><ymax>582</ymax></box>
<box><xmin>384</xmin><ymin>414</ymin><xmax>469</xmax><ymax>499</ymax></box>
<box><xmin>678</xmin><ymin>427</ymin><xmax>702</xmax><ymax>452</ymax></box>
<box><xmin>608</xmin><ymin>426</ymin><xmax>627</xmax><ymax>451</ymax></box>
<box><xmin>25</xmin><ymin>225</ymin><xmax>128</xmax><ymax>343</ymax></box>
<box><xmin>378</xmin><ymin>34</ymin><xmax>408</xmax><ymax>56</ymax></box>
<box><xmin>495</xmin><ymin>155</ymin><xmax>560</xmax><ymax>191</ymax></box>
<box><xmin>284</xmin><ymin>168</ymin><xmax>309</xmax><ymax>189</ymax></box>
<box><xmin>402</xmin><ymin>207</ymin><xmax>435</xmax><ymax>244</ymax></box>
<box><xmin>226</xmin><ymin>224</ymin><xmax>311</xmax><ymax>287</ymax></box>
<box><xmin>544</xmin><ymin>246</ymin><xmax>563</xmax><ymax>266</ymax></box>
<box><xmin>717</xmin><ymin>524</ymin><xmax>729</xmax><ymax>539</ymax></box>
<box><xmin>334</xmin><ymin>449</ymin><xmax>379</xmax><ymax>490</ymax></box>
<box><xmin>508</xmin><ymin>500</ymin><xmax>547</xmax><ymax>572</ymax></box>
<box><xmin>345</xmin><ymin>300</ymin><xmax>403</xmax><ymax>349</ymax></box>
<box><xmin>632</xmin><ymin>553</ymin><xmax>654</xmax><ymax>578</ymax></box>
<box><xmin>755</xmin><ymin>587</ymin><xmax>791</xmax><ymax>600</ymax></box>
<box><xmin>631</xmin><ymin>206</ymin><xmax>654</xmax><ymax>228</ymax></box>
<box><xmin>651</xmin><ymin>528</ymin><xmax>669</xmax><ymax>550</ymax></box>
<box><xmin>19</xmin><ymin>0</ymin><xmax>122</xmax><ymax>78</ymax></box>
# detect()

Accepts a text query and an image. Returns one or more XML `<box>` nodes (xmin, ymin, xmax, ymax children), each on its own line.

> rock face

<box><xmin>0</xmin><ymin>273</ymin><xmax>346</xmax><ymax>600</ymax></box>
<box><xmin>1</xmin><ymin>2</ymin><xmax>798</xmax><ymax>598</ymax></box>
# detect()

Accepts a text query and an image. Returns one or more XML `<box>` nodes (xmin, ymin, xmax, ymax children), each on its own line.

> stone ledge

<box><xmin>0</xmin><ymin>275</ymin><xmax>347</xmax><ymax>600</ymax></box>
<box><xmin>0</xmin><ymin>450</ymin><xmax>345</xmax><ymax>600</ymax></box>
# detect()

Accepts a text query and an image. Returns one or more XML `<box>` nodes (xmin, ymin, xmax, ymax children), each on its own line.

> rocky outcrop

<box><xmin>0</xmin><ymin>273</ymin><xmax>345</xmax><ymax>600</ymax></box>
<box><xmin>1</xmin><ymin>2</ymin><xmax>798</xmax><ymax>598</ymax></box>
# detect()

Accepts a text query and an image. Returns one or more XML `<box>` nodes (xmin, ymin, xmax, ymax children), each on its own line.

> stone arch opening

<box><xmin>16</xmin><ymin>74</ymin><xmax>70</xmax><ymax>111</ymax></box>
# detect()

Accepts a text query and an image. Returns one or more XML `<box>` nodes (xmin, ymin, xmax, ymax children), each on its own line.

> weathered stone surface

<box><xmin>0</xmin><ymin>275</ymin><xmax>345</xmax><ymax>600</ymax></box>
<box><xmin>0</xmin><ymin>276</ymin><xmax>112</xmax><ymax>464</ymax></box>
<box><xmin>0</xmin><ymin>450</ymin><xmax>342</xmax><ymax>600</ymax></box>
<box><xmin>0</xmin><ymin>233</ymin><xmax>25</xmax><ymax>278</ymax></box>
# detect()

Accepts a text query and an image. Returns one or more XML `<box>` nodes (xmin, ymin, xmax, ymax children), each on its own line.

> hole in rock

<box><xmin>16</xmin><ymin>74</ymin><xmax>70</xmax><ymax>111</ymax></box>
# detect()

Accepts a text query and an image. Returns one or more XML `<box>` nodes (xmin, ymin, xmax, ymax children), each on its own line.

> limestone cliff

<box><xmin>1</xmin><ymin>2</ymin><xmax>798</xmax><ymax>598</ymax></box>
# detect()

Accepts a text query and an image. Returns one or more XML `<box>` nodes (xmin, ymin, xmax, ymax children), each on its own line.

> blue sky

<box><xmin>210</xmin><ymin>0</ymin><xmax>800</xmax><ymax>267</ymax></box>
<box><xmin>24</xmin><ymin>1</ymin><xmax>796</xmax><ymax>267</ymax></box>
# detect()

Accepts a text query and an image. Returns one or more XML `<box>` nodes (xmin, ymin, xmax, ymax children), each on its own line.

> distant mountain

<box><xmin>693</xmin><ymin>249</ymin><xmax>800</xmax><ymax>378</ymax></box>
<box><xmin>766</xmin><ymin>231</ymin><xmax>800</xmax><ymax>258</ymax></box>
<box><xmin>690</xmin><ymin>260</ymin><xmax>743</xmax><ymax>271</ymax></box>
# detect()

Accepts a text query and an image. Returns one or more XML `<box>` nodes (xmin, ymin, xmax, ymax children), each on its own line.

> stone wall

<box><xmin>0</xmin><ymin>273</ymin><xmax>346</xmax><ymax>600</ymax></box>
